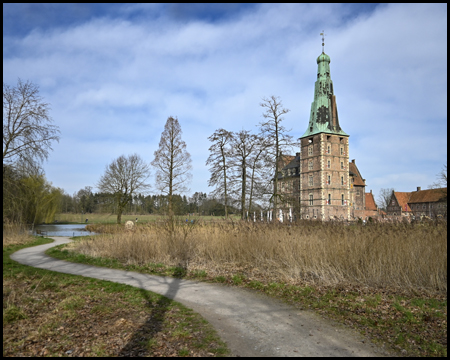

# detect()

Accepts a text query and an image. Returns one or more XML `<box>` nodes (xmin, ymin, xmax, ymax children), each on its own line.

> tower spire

<box><xmin>320</xmin><ymin>31</ymin><xmax>326</xmax><ymax>53</ymax></box>
<box><xmin>300</xmin><ymin>44</ymin><xmax>348</xmax><ymax>139</ymax></box>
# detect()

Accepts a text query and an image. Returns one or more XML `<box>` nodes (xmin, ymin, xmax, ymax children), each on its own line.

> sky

<box><xmin>3</xmin><ymin>3</ymin><xmax>447</xmax><ymax>205</ymax></box>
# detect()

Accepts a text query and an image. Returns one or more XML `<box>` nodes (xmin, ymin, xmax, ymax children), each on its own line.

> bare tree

<box><xmin>429</xmin><ymin>162</ymin><xmax>447</xmax><ymax>189</ymax></box>
<box><xmin>227</xmin><ymin>130</ymin><xmax>264</xmax><ymax>219</ymax></box>
<box><xmin>152</xmin><ymin>116</ymin><xmax>192</xmax><ymax>226</ymax></box>
<box><xmin>3</xmin><ymin>79</ymin><xmax>60</xmax><ymax>170</ymax></box>
<box><xmin>259</xmin><ymin>95</ymin><xmax>296</xmax><ymax>217</ymax></box>
<box><xmin>97</xmin><ymin>154</ymin><xmax>151</xmax><ymax>224</ymax></box>
<box><xmin>376</xmin><ymin>188</ymin><xmax>394</xmax><ymax>211</ymax></box>
<box><xmin>247</xmin><ymin>136</ymin><xmax>271</xmax><ymax>213</ymax></box>
<box><xmin>206</xmin><ymin>129</ymin><xmax>233</xmax><ymax>218</ymax></box>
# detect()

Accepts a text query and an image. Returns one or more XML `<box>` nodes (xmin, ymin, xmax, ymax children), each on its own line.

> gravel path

<box><xmin>11</xmin><ymin>237</ymin><xmax>389</xmax><ymax>357</ymax></box>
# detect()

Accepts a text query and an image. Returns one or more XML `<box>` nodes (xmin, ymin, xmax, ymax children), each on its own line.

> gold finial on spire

<box><xmin>320</xmin><ymin>30</ymin><xmax>326</xmax><ymax>53</ymax></box>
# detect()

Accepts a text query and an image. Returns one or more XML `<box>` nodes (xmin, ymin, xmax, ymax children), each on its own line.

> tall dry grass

<box><xmin>74</xmin><ymin>220</ymin><xmax>447</xmax><ymax>294</ymax></box>
<box><xmin>3</xmin><ymin>220</ymin><xmax>32</xmax><ymax>246</ymax></box>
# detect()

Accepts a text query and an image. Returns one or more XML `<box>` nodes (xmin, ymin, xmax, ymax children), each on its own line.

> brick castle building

<box><xmin>277</xmin><ymin>48</ymin><xmax>378</xmax><ymax>221</ymax></box>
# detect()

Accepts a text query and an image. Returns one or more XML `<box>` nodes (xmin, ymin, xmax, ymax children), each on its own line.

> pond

<box><xmin>31</xmin><ymin>224</ymin><xmax>97</xmax><ymax>237</ymax></box>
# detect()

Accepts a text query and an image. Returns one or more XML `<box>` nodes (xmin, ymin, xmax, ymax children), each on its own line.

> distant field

<box><xmin>55</xmin><ymin>213</ymin><xmax>241</xmax><ymax>224</ymax></box>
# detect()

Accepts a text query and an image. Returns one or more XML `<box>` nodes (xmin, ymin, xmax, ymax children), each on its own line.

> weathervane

<box><xmin>320</xmin><ymin>30</ymin><xmax>326</xmax><ymax>53</ymax></box>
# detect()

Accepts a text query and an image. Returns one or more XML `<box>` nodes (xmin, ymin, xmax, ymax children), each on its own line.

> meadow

<box><xmin>55</xmin><ymin>212</ymin><xmax>241</xmax><ymax>224</ymax></box>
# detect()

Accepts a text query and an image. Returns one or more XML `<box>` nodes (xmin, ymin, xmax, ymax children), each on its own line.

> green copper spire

<box><xmin>301</xmin><ymin>51</ymin><xmax>348</xmax><ymax>138</ymax></box>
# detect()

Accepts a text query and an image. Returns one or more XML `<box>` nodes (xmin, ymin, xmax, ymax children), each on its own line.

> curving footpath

<box><xmin>11</xmin><ymin>237</ymin><xmax>388</xmax><ymax>357</ymax></box>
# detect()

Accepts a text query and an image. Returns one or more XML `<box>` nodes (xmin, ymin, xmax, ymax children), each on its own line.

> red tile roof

<box><xmin>349</xmin><ymin>161</ymin><xmax>365</xmax><ymax>186</ymax></box>
<box><xmin>365</xmin><ymin>192</ymin><xmax>377</xmax><ymax>211</ymax></box>
<box><xmin>394</xmin><ymin>192</ymin><xmax>412</xmax><ymax>212</ymax></box>
<box><xmin>278</xmin><ymin>155</ymin><xmax>296</xmax><ymax>169</ymax></box>
<box><xmin>409</xmin><ymin>188</ymin><xmax>447</xmax><ymax>203</ymax></box>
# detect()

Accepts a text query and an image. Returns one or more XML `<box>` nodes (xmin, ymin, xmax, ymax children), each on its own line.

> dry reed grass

<box><xmin>3</xmin><ymin>221</ymin><xmax>32</xmax><ymax>246</ymax></box>
<box><xmin>74</xmin><ymin>220</ymin><xmax>447</xmax><ymax>294</ymax></box>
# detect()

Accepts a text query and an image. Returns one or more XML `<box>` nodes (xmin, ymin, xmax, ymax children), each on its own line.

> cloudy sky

<box><xmin>3</xmin><ymin>3</ymin><xmax>447</xmax><ymax>204</ymax></box>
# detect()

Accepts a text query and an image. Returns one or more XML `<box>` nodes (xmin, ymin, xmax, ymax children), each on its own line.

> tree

<box><xmin>206</xmin><ymin>129</ymin><xmax>233</xmax><ymax>218</ymax></box>
<box><xmin>259</xmin><ymin>95</ymin><xmax>296</xmax><ymax>217</ymax></box>
<box><xmin>377</xmin><ymin>188</ymin><xmax>394</xmax><ymax>211</ymax></box>
<box><xmin>152</xmin><ymin>116</ymin><xmax>192</xmax><ymax>226</ymax></box>
<box><xmin>228</xmin><ymin>130</ymin><xmax>262</xmax><ymax>219</ymax></box>
<box><xmin>429</xmin><ymin>162</ymin><xmax>447</xmax><ymax>189</ymax></box>
<box><xmin>97</xmin><ymin>154</ymin><xmax>151</xmax><ymax>224</ymax></box>
<box><xmin>3</xmin><ymin>79</ymin><xmax>60</xmax><ymax>171</ymax></box>
<box><xmin>76</xmin><ymin>186</ymin><xmax>95</xmax><ymax>213</ymax></box>
<box><xmin>246</xmin><ymin>136</ymin><xmax>271</xmax><ymax>214</ymax></box>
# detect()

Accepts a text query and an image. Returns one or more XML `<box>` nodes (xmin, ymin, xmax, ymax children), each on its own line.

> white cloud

<box><xmin>3</xmin><ymin>3</ymin><xmax>447</xmax><ymax>200</ymax></box>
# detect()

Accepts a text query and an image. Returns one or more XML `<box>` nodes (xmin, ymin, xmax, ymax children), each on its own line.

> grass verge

<box><xmin>47</xmin><ymin>238</ymin><xmax>447</xmax><ymax>357</ymax></box>
<box><xmin>4</xmin><ymin>237</ymin><xmax>228</xmax><ymax>357</ymax></box>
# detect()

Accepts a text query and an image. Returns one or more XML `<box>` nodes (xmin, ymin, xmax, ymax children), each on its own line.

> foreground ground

<box><xmin>10</xmin><ymin>237</ymin><xmax>392</xmax><ymax>357</ymax></box>
<box><xmin>3</xmin><ymin>237</ymin><xmax>228</xmax><ymax>357</ymax></box>
<box><xmin>5</xmin><ymin>223</ymin><xmax>447</xmax><ymax>357</ymax></box>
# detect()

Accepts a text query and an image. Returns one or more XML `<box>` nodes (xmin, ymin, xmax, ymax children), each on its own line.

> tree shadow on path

<box><xmin>118</xmin><ymin>267</ymin><xmax>187</xmax><ymax>357</ymax></box>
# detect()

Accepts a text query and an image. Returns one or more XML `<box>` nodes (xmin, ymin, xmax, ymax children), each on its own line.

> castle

<box><xmin>277</xmin><ymin>48</ymin><xmax>379</xmax><ymax>221</ymax></box>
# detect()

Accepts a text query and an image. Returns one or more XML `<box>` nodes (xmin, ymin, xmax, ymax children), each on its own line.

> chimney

<box><xmin>351</xmin><ymin>159</ymin><xmax>355</xmax><ymax>163</ymax></box>
<box><xmin>370</xmin><ymin>189</ymin><xmax>372</xmax><ymax>194</ymax></box>
<box><xmin>296</xmin><ymin>152</ymin><xmax>300</xmax><ymax>157</ymax></box>
<box><xmin>417</xmin><ymin>186</ymin><xmax>421</xmax><ymax>191</ymax></box>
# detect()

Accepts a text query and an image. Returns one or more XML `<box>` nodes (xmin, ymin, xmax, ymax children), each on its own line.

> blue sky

<box><xmin>3</xmin><ymin>3</ymin><xmax>447</xmax><ymax>204</ymax></box>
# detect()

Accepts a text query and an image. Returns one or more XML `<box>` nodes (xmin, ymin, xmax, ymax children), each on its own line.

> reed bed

<box><xmin>76</xmin><ymin>220</ymin><xmax>447</xmax><ymax>294</ymax></box>
<box><xmin>3</xmin><ymin>220</ymin><xmax>32</xmax><ymax>246</ymax></box>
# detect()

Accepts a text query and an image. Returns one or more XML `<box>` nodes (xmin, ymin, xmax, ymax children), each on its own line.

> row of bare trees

<box><xmin>97</xmin><ymin>116</ymin><xmax>192</xmax><ymax>224</ymax></box>
<box><xmin>206</xmin><ymin>96</ymin><xmax>297</xmax><ymax>219</ymax></box>
<box><xmin>3</xmin><ymin>78</ymin><xmax>298</xmax><ymax>225</ymax></box>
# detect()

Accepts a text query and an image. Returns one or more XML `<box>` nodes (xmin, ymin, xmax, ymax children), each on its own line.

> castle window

<box><xmin>309</xmin><ymin>194</ymin><xmax>313</xmax><ymax>206</ymax></box>
<box><xmin>327</xmin><ymin>145</ymin><xmax>331</xmax><ymax>154</ymax></box>
<box><xmin>327</xmin><ymin>174</ymin><xmax>331</xmax><ymax>185</ymax></box>
<box><xmin>328</xmin><ymin>193</ymin><xmax>331</xmax><ymax>205</ymax></box>
<box><xmin>341</xmin><ymin>176</ymin><xmax>344</xmax><ymax>186</ymax></box>
<box><xmin>309</xmin><ymin>175</ymin><xmax>313</xmax><ymax>186</ymax></box>
<box><xmin>327</xmin><ymin>135</ymin><xmax>331</xmax><ymax>141</ymax></box>
<box><xmin>308</xmin><ymin>161</ymin><xmax>313</xmax><ymax>170</ymax></box>
<box><xmin>339</xmin><ymin>137</ymin><xmax>344</xmax><ymax>143</ymax></box>
<box><xmin>327</xmin><ymin>160</ymin><xmax>331</xmax><ymax>168</ymax></box>
<box><xmin>340</xmin><ymin>147</ymin><xmax>344</xmax><ymax>155</ymax></box>
<box><xmin>341</xmin><ymin>161</ymin><xmax>344</xmax><ymax>170</ymax></box>
<box><xmin>341</xmin><ymin>194</ymin><xmax>345</xmax><ymax>206</ymax></box>
<box><xmin>308</xmin><ymin>145</ymin><xmax>313</xmax><ymax>156</ymax></box>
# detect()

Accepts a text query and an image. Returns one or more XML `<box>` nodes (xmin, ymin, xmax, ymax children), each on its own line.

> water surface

<box><xmin>31</xmin><ymin>224</ymin><xmax>96</xmax><ymax>237</ymax></box>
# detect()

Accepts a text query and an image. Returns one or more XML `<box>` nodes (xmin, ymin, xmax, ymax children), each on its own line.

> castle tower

<box><xmin>299</xmin><ymin>48</ymin><xmax>350</xmax><ymax>220</ymax></box>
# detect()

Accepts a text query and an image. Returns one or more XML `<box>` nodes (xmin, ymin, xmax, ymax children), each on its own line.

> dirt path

<box><xmin>11</xmin><ymin>237</ymin><xmax>389</xmax><ymax>357</ymax></box>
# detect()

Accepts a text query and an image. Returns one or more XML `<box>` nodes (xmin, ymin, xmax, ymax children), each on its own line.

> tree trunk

<box><xmin>241</xmin><ymin>162</ymin><xmax>246</xmax><ymax>220</ymax></box>
<box><xmin>222</xmin><ymin>153</ymin><xmax>228</xmax><ymax>219</ymax></box>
